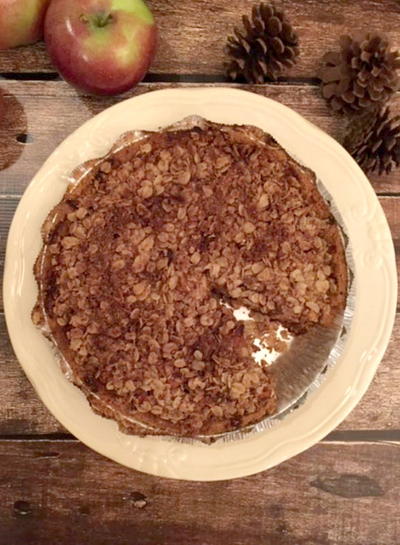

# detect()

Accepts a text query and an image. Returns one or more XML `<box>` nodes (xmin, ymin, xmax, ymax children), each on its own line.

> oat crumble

<box><xmin>32</xmin><ymin>120</ymin><xmax>347</xmax><ymax>437</ymax></box>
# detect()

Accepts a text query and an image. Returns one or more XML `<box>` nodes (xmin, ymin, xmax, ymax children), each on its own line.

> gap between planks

<box><xmin>0</xmin><ymin>72</ymin><xmax>321</xmax><ymax>86</ymax></box>
<box><xmin>0</xmin><ymin>430</ymin><xmax>399</xmax><ymax>443</ymax></box>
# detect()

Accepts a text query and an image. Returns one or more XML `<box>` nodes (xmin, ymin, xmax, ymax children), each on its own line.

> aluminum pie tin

<box><xmin>37</xmin><ymin>116</ymin><xmax>354</xmax><ymax>445</ymax></box>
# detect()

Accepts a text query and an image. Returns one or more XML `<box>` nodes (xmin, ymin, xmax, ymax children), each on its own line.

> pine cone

<box><xmin>319</xmin><ymin>34</ymin><xmax>400</xmax><ymax>114</ymax></box>
<box><xmin>343</xmin><ymin>107</ymin><xmax>400</xmax><ymax>175</ymax></box>
<box><xmin>225</xmin><ymin>3</ymin><xmax>299</xmax><ymax>83</ymax></box>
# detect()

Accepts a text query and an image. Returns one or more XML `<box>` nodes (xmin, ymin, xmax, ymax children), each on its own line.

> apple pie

<box><xmin>32</xmin><ymin>119</ymin><xmax>347</xmax><ymax>437</ymax></box>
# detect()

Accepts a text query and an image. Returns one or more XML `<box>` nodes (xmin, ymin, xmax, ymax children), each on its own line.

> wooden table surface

<box><xmin>0</xmin><ymin>1</ymin><xmax>399</xmax><ymax>544</ymax></box>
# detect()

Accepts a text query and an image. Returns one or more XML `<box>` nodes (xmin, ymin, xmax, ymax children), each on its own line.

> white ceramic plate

<box><xmin>3</xmin><ymin>88</ymin><xmax>397</xmax><ymax>481</ymax></box>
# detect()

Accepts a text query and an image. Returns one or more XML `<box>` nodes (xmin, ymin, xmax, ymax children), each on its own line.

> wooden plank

<box><xmin>3</xmin><ymin>195</ymin><xmax>397</xmax><ymax>313</ymax></box>
<box><xmin>0</xmin><ymin>312</ymin><xmax>64</xmax><ymax>435</ymax></box>
<box><xmin>1</xmin><ymin>0</ymin><xmax>400</xmax><ymax>80</ymax></box>
<box><xmin>0</xmin><ymin>197</ymin><xmax>398</xmax><ymax>435</ymax></box>
<box><xmin>0</xmin><ymin>197</ymin><xmax>19</xmax><ymax>311</ymax></box>
<box><xmin>0</xmin><ymin>314</ymin><xmax>65</xmax><ymax>434</ymax></box>
<box><xmin>1</xmin><ymin>196</ymin><xmax>398</xmax><ymax>313</ymax></box>
<box><xmin>0</xmin><ymin>440</ymin><xmax>398</xmax><ymax>545</ymax></box>
<box><xmin>337</xmin><ymin>310</ymin><xmax>400</xmax><ymax>431</ymax></box>
<box><xmin>4</xmin><ymin>192</ymin><xmax>399</xmax><ymax>313</ymax></box>
<box><xmin>382</xmin><ymin>198</ymin><xmax>400</xmax><ymax>301</ymax></box>
<box><xmin>1</xmin><ymin>307</ymin><xmax>399</xmax><ymax>436</ymax></box>
<box><xmin>1</xmin><ymin>80</ymin><xmax>399</xmax><ymax>196</ymax></box>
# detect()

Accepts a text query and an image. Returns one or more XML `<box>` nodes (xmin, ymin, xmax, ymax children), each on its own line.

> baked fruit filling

<box><xmin>33</xmin><ymin>120</ymin><xmax>347</xmax><ymax>437</ymax></box>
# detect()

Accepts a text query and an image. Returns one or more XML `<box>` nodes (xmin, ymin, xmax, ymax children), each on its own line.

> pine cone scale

<box><xmin>353</xmin><ymin>83</ymin><xmax>365</xmax><ymax>98</ymax></box>
<box><xmin>260</xmin><ymin>3</ymin><xmax>273</xmax><ymax>18</ymax></box>
<box><xmin>255</xmin><ymin>38</ymin><xmax>268</xmax><ymax>55</ymax></box>
<box><xmin>266</xmin><ymin>16</ymin><xmax>281</xmax><ymax>36</ymax></box>
<box><xmin>322</xmin><ymin>83</ymin><xmax>337</xmax><ymax>99</ymax></box>
<box><xmin>342</xmin><ymin>90</ymin><xmax>356</xmax><ymax>104</ymax></box>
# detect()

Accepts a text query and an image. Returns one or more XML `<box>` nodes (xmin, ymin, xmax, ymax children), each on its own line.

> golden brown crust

<box><xmin>32</xmin><ymin>119</ymin><xmax>347</xmax><ymax>438</ymax></box>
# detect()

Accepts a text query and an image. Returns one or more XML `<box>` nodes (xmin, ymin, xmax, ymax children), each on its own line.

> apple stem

<box><xmin>96</xmin><ymin>13</ymin><xmax>113</xmax><ymax>27</ymax></box>
<box><xmin>80</xmin><ymin>12</ymin><xmax>113</xmax><ymax>29</ymax></box>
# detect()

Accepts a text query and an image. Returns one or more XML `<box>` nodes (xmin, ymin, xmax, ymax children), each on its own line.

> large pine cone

<box><xmin>344</xmin><ymin>107</ymin><xmax>400</xmax><ymax>175</ymax></box>
<box><xmin>319</xmin><ymin>34</ymin><xmax>400</xmax><ymax>114</ymax></box>
<box><xmin>225</xmin><ymin>2</ymin><xmax>299</xmax><ymax>83</ymax></box>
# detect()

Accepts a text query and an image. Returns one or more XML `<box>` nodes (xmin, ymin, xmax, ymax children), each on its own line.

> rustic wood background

<box><xmin>0</xmin><ymin>1</ymin><xmax>399</xmax><ymax>544</ymax></box>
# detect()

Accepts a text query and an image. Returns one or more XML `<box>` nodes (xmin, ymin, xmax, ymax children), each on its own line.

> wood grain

<box><xmin>1</xmin><ymin>81</ymin><xmax>399</xmax><ymax>196</ymax></box>
<box><xmin>0</xmin><ymin>308</ymin><xmax>399</xmax><ymax>436</ymax></box>
<box><xmin>1</xmin><ymin>0</ymin><xmax>400</xmax><ymax>80</ymax></box>
<box><xmin>0</xmin><ymin>312</ymin><xmax>64</xmax><ymax>435</ymax></box>
<box><xmin>0</xmin><ymin>440</ymin><xmax>398</xmax><ymax>545</ymax></box>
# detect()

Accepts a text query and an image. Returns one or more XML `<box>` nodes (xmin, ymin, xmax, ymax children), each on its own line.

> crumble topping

<box><xmin>33</xmin><ymin>121</ymin><xmax>347</xmax><ymax>437</ymax></box>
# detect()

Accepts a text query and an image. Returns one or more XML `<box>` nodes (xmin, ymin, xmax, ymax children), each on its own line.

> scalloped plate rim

<box><xmin>3</xmin><ymin>87</ymin><xmax>397</xmax><ymax>481</ymax></box>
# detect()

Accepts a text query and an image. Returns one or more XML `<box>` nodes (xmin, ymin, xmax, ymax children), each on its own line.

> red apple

<box><xmin>0</xmin><ymin>0</ymin><xmax>51</xmax><ymax>49</ymax></box>
<box><xmin>44</xmin><ymin>0</ymin><xmax>157</xmax><ymax>95</ymax></box>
